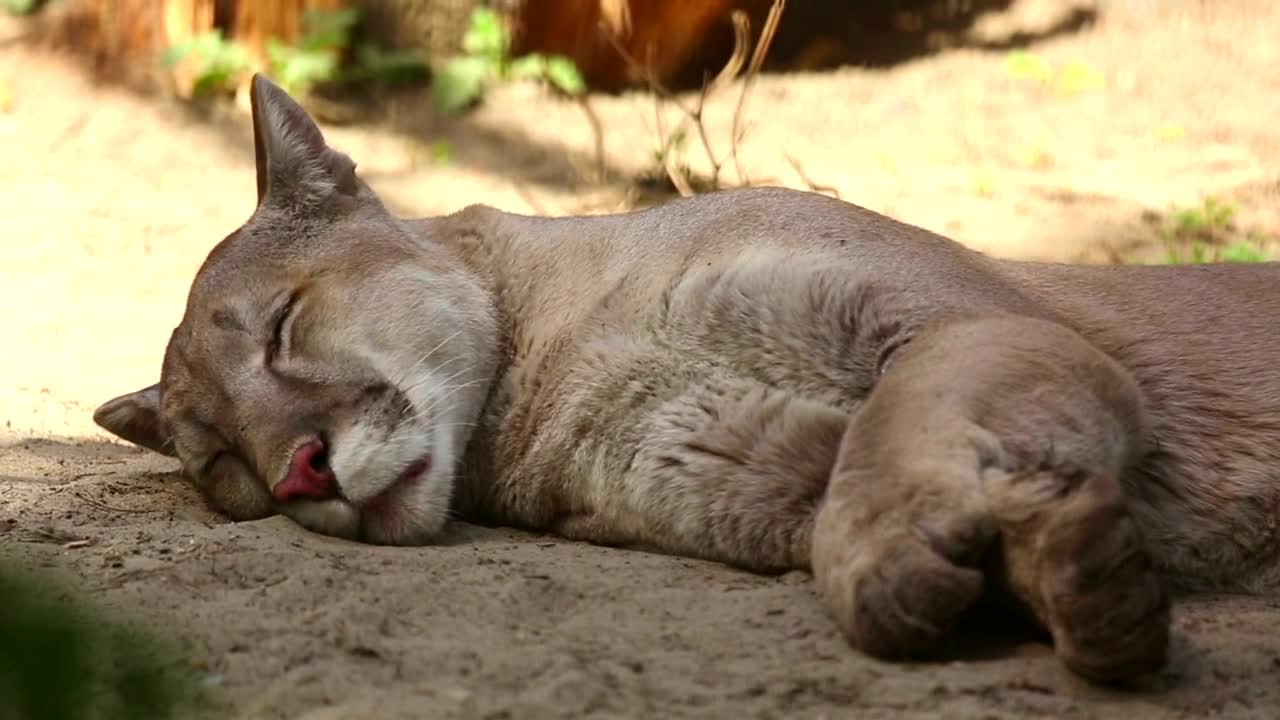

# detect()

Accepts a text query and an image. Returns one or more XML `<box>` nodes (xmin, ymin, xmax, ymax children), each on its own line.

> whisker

<box><xmin>402</xmin><ymin>362</ymin><xmax>473</xmax><ymax>398</ymax></box>
<box><xmin>403</xmin><ymin>379</ymin><xmax>489</xmax><ymax>423</ymax></box>
<box><xmin>397</xmin><ymin>356</ymin><xmax>468</xmax><ymax>397</ymax></box>
<box><xmin>427</xmin><ymin>417</ymin><xmax>478</xmax><ymax>427</ymax></box>
<box><xmin>408</xmin><ymin>384</ymin><xmax>487</xmax><ymax>424</ymax></box>
<box><xmin>407</xmin><ymin>361</ymin><xmax>473</xmax><ymax>394</ymax></box>
<box><xmin>393</xmin><ymin>330</ymin><xmax>463</xmax><ymax>388</ymax></box>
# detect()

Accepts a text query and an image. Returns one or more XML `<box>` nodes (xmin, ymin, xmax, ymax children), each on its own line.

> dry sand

<box><xmin>3</xmin><ymin>1</ymin><xmax>1279</xmax><ymax>717</ymax></box>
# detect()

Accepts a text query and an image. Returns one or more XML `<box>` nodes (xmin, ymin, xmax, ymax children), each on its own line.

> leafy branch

<box><xmin>430</xmin><ymin>7</ymin><xmax>586</xmax><ymax>114</ymax></box>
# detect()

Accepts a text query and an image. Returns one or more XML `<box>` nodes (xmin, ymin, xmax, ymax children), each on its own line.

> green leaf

<box><xmin>544</xmin><ymin>55</ymin><xmax>586</xmax><ymax>95</ymax></box>
<box><xmin>432</xmin><ymin>56</ymin><xmax>491</xmax><ymax>113</ymax></box>
<box><xmin>429</xmin><ymin>140</ymin><xmax>454</xmax><ymax>165</ymax></box>
<box><xmin>302</xmin><ymin>7</ymin><xmax>360</xmax><ymax>38</ymax></box>
<box><xmin>163</xmin><ymin>30</ymin><xmax>252</xmax><ymax>96</ymax></box>
<box><xmin>1055</xmin><ymin>59</ymin><xmax>1105</xmax><ymax>94</ymax></box>
<box><xmin>2</xmin><ymin>0</ymin><xmax>38</xmax><ymax>16</ymax></box>
<box><xmin>276</xmin><ymin>49</ymin><xmax>339</xmax><ymax>96</ymax></box>
<box><xmin>162</xmin><ymin>30</ymin><xmax>222</xmax><ymax>68</ymax></box>
<box><xmin>507</xmin><ymin>54</ymin><xmax>546</xmax><ymax>81</ymax></box>
<box><xmin>1218</xmin><ymin>240</ymin><xmax>1269</xmax><ymax>263</ymax></box>
<box><xmin>462</xmin><ymin>7</ymin><xmax>508</xmax><ymax>62</ymax></box>
<box><xmin>265</xmin><ymin>37</ymin><xmax>289</xmax><ymax>66</ymax></box>
<box><xmin>160</xmin><ymin>39</ymin><xmax>198</xmax><ymax>68</ymax></box>
<box><xmin>1191</xmin><ymin>242</ymin><xmax>1208</xmax><ymax>264</ymax></box>
<box><xmin>191</xmin><ymin>72</ymin><xmax>228</xmax><ymax>97</ymax></box>
<box><xmin>1203</xmin><ymin>196</ymin><xmax>1237</xmax><ymax>228</ymax></box>
<box><xmin>349</xmin><ymin>44</ymin><xmax>430</xmax><ymax>85</ymax></box>
<box><xmin>1003</xmin><ymin>50</ymin><xmax>1053</xmax><ymax>85</ymax></box>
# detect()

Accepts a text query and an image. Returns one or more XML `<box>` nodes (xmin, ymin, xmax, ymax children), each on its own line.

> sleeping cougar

<box><xmin>95</xmin><ymin>74</ymin><xmax>1280</xmax><ymax>684</ymax></box>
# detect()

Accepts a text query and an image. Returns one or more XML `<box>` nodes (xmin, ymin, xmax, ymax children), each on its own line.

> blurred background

<box><xmin>2</xmin><ymin>3</ymin><xmax>1279</xmax><ymax>717</ymax></box>
<box><xmin>1</xmin><ymin>0</ymin><xmax>1278</xmax><ymax>435</ymax></box>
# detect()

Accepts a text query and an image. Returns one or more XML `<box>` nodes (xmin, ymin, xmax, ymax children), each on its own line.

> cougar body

<box><xmin>95</xmin><ymin>75</ymin><xmax>1280</xmax><ymax>683</ymax></box>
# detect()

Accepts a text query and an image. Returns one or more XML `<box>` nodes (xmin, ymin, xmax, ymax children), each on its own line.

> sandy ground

<box><xmin>3</xmin><ymin>0</ymin><xmax>1280</xmax><ymax>717</ymax></box>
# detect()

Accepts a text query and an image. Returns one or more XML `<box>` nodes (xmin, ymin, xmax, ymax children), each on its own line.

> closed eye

<box><xmin>201</xmin><ymin>451</ymin><xmax>225</xmax><ymax>477</ymax></box>
<box><xmin>876</xmin><ymin>333</ymin><xmax>912</xmax><ymax>376</ymax></box>
<box><xmin>267</xmin><ymin>291</ymin><xmax>300</xmax><ymax>361</ymax></box>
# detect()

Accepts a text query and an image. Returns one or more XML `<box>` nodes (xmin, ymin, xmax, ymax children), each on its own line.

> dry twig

<box><xmin>603</xmin><ymin>0</ymin><xmax>788</xmax><ymax>195</ymax></box>
<box><xmin>785</xmin><ymin>153</ymin><xmax>841</xmax><ymax>199</ymax></box>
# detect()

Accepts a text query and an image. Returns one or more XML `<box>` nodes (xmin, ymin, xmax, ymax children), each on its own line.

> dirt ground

<box><xmin>3</xmin><ymin>0</ymin><xmax>1280</xmax><ymax>717</ymax></box>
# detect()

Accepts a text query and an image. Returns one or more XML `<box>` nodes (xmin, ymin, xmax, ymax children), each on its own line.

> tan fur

<box><xmin>95</xmin><ymin>75</ymin><xmax>1280</xmax><ymax>684</ymax></box>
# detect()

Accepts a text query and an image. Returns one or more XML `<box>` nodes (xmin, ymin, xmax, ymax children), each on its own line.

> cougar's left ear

<box><xmin>93</xmin><ymin>383</ymin><xmax>177</xmax><ymax>458</ymax></box>
<box><xmin>248</xmin><ymin>72</ymin><xmax>359</xmax><ymax>209</ymax></box>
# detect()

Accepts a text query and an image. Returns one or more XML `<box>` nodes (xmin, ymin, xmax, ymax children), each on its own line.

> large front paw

<box><xmin>985</xmin><ymin>465</ymin><xmax>1171</xmax><ymax>682</ymax></box>
<box><xmin>812</xmin><ymin>498</ymin><xmax>996</xmax><ymax>660</ymax></box>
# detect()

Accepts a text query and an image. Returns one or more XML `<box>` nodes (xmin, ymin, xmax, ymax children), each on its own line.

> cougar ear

<box><xmin>248</xmin><ymin>72</ymin><xmax>358</xmax><ymax>209</ymax></box>
<box><xmin>93</xmin><ymin>383</ymin><xmax>177</xmax><ymax>458</ymax></box>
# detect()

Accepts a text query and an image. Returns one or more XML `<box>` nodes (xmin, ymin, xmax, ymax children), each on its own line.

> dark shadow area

<box><xmin>2</xmin><ymin>435</ymin><xmax>220</xmax><ymax>717</ymax></box>
<box><xmin>357</xmin><ymin>88</ymin><xmax>631</xmax><ymax>192</ymax></box>
<box><xmin>926</xmin><ymin>595</ymin><xmax>1054</xmax><ymax>663</ymax></box>
<box><xmin>0</xmin><ymin>552</ymin><xmax>217</xmax><ymax>720</ymax></box>
<box><xmin>763</xmin><ymin>0</ymin><xmax>1099</xmax><ymax>72</ymax></box>
<box><xmin>894</xmin><ymin>594</ymin><xmax>1189</xmax><ymax>696</ymax></box>
<box><xmin>513</xmin><ymin>0</ymin><xmax>1102</xmax><ymax>93</ymax></box>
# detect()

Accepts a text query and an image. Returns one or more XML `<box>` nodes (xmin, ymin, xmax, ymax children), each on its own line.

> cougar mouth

<box><xmin>297</xmin><ymin>366</ymin><xmax>465</xmax><ymax>544</ymax></box>
<box><xmin>361</xmin><ymin>453</ymin><xmax>433</xmax><ymax>517</ymax></box>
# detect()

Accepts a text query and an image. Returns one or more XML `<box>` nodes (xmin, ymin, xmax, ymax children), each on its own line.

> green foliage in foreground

<box><xmin>0</xmin><ymin>558</ymin><xmax>208</xmax><ymax>720</ymax></box>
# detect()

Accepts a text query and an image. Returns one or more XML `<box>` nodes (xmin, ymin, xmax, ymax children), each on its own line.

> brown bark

<box><xmin>50</xmin><ymin>0</ymin><xmax>350</xmax><ymax>92</ymax></box>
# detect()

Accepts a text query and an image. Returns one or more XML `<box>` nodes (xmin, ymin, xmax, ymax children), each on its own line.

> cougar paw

<box><xmin>987</xmin><ymin>465</ymin><xmax>1171</xmax><ymax>682</ymax></box>
<box><xmin>814</xmin><ymin>506</ymin><xmax>996</xmax><ymax>661</ymax></box>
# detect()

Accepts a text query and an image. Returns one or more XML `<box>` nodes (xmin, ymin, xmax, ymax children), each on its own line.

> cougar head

<box><xmin>93</xmin><ymin>74</ymin><xmax>499</xmax><ymax>545</ymax></box>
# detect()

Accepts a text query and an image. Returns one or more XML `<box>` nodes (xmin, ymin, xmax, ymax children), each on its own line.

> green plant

<box><xmin>431</xmin><ymin>7</ymin><xmax>585</xmax><ymax>114</ymax></box>
<box><xmin>163</xmin><ymin>8</ymin><xmax>429</xmax><ymax>100</ymax></box>
<box><xmin>1164</xmin><ymin>237</ymin><xmax>1271</xmax><ymax>265</ymax></box>
<box><xmin>266</xmin><ymin>8</ymin><xmax>360</xmax><ymax>96</ymax></box>
<box><xmin>1003</xmin><ymin>51</ymin><xmax>1054</xmax><ymax>85</ymax></box>
<box><xmin>1170</xmin><ymin>195</ymin><xmax>1237</xmax><ymax>235</ymax></box>
<box><xmin>1002</xmin><ymin>51</ymin><xmax>1105</xmax><ymax>95</ymax></box>
<box><xmin>650</xmin><ymin>127</ymin><xmax>688</xmax><ymax>172</ymax></box>
<box><xmin>2</xmin><ymin>0</ymin><xmax>41</xmax><ymax>16</ymax></box>
<box><xmin>1216</xmin><ymin>239</ymin><xmax>1271</xmax><ymax>263</ymax></box>
<box><xmin>971</xmin><ymin>171</ymin><xmax>996</xmax><ymax>198</ymax></box>
<box><xmin>428</xmin><ymin>139</ymin><xmax>455</xmax><ymax>164</ymax></box>
<box><xmin>0</xmin><ymin>558</ymin><xmax>209</xmax><ymax>720</ymax></box>
<box><xmin>345</xmin><ymin>43</ymin><xmax>432</xmax><ymax>86</ymax></box>
<box><xmin>1055</xmin><ymin>59</ymin><xmax>1105</xmax><ymax>94</ymax></box>
<box><xmin>1160</xmin><ymin>196</ymin><xmax>1272</xmax><ymax>264</ymax></box>
<box><xmin>161</xmin><ymin>29</ymin><xmax>253</xmax><ymax>98</ymax></box>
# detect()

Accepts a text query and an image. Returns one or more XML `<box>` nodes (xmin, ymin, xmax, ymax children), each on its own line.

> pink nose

<box><xmin>273</xmin><ymin>439</ymin><xmax>336</xmax><ymax>502</ymax></box>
